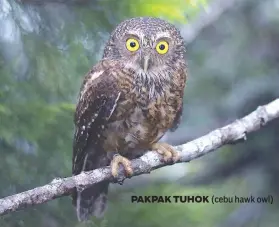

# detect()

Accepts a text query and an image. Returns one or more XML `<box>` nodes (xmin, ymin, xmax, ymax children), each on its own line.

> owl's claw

<box><xmin>111</xmin><ymin>154</ymin><xmax>133</xmax><ymax>178</ymax></box>
<box><xmin>151</xmin><ymin>142</ymin><xmax>180</xmax><ymax>163</ymax></box>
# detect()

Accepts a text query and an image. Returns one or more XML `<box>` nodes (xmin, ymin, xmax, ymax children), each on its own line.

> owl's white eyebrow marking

<box><xmin>125</xmin><ymin>31</ymin><xmax>144</xmax><ymax>41</ymax></box>
<box><xmin>125</xmin><ymin>32</ymin><xmax>141</xmax><ymax>39</ymax></box>
<box><xmin>155</xmin><ymin>32</ymin><xmax>170</xmax><ymax>40</ymax></box>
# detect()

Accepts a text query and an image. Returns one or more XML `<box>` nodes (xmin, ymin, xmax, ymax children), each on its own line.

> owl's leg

<box><xmin>110</xmin><ymin>154</ymin><xmax>133</xmax><ymax>178</ymax></box>
<box><xmin>151</xmin><ymin>142</ymin><xmax>180</xmax><ymax>163</ymax></box>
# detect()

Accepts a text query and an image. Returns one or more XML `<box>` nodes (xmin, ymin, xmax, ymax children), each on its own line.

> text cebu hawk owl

<box><xmin>72</xmin><ymin>17</ymin><xmax>187</xmax><ymax>221</ymax></box>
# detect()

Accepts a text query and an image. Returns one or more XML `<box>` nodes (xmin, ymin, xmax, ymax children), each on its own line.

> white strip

<box><xmin>89</xmin><ymin>70</ymin><xmax>104</xmax><ymax>82</ymax></box>
<box><xmin>108</xmin><ymin>92</ymin><xmax>121</xmax><ymax>119</ymax></box>
<box><xmin>76</xmin><ymin>153</ymin><xmax>88</xmax><ymax>221</ymax></box>
<box><xmin>80</xmin><ymin>70</ymin><xmax>104</xmax><ymax>99</ymax></box>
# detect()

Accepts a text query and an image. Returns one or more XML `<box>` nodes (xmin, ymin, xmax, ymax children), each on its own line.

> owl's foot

<box><xmin>111</xmin><ymin>154</ymin><xmax>133</xmax><ymax>178</ymax></box>
<box><xmin>151</xmin><ymin>142</ymin><xmax>180</xmax><ymax>163</ymax></box>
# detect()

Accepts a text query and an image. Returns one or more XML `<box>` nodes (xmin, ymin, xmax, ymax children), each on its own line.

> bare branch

<box><xmin>0</xmin><ymin>98</ymin><xmax>279</xmax><ymax>216</ymax></box>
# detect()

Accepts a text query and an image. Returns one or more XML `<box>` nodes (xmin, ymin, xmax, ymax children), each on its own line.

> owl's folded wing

<box><xmin>170</xmin><ymin>102</ymin><xmax>183</xmax><ymax>132</ymax></box>
<box><xmin>72</xmin><ymin>60</ymin><xmax>122</xmax><ymax>175</ymax></box>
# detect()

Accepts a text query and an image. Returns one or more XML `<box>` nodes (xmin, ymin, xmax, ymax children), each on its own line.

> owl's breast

<box><xmin>102</xmin><ymin>84</ymin><xmax>183</xmax><ymax>154</ymax></box>
<box><xmin>101</xmin><ymin>65</ymin><xmax>186</xmax><ymax>153</ymax></box>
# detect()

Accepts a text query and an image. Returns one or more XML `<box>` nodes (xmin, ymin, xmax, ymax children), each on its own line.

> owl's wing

<box><xmin>169</xmin><ymin>102</ymin><xmax>183</xmax><ymax>132</ymax></box>
<box><xmin>170</xmin><ymin>67</ymin><xmax>186</xmax><ymax>132</ymax></box>
<box><xmin>72</xmin><ymin>60</ymin><xmax>124</xmax><ymax>220</ymax></box>
<box><xmin>72</xmin><ymin>60</ymin><xmax>121</xmax><ymax>175</ymax></box>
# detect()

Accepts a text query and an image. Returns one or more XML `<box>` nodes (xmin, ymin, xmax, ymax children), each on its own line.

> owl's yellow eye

<box><xmin>126</xmin><ymin>38</ymin><xmax>140</xmax><ymax>52</ymax></box>
<box><xmin>156</xmin><ymin>41</ymin><xmax>169</xmax><ymax>54</ymax></box>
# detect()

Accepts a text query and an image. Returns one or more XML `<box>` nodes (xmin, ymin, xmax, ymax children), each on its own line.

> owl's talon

<box><xmin>151</xmin><ymin>142</ymin><xmax>180</xmax><ymax>163</ymax></box>
<box><xmin>111</xmin><ymin>154</ymin><xmax>133</xmax><ymax>178</ymax></box>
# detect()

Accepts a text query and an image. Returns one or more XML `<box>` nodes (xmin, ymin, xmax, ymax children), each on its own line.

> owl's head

<box><xmin>103</xmin><ymin>17</ymin><xmax>185</xmax><ymax>74</ymax></box>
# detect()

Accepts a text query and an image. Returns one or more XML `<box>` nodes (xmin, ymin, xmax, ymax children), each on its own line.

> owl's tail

<box><xmin>72</xmin><ymin>147</ymin><xmax>110</xmax><ymax>222</ymax></box>
<box><xmin>73</xmin><ymin>181</ymin><xmax>109</xmax><ymax>221</ymax></box>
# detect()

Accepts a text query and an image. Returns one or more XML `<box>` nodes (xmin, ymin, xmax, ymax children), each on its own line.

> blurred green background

<box><xmin>1</xmin><ymin>0</ymin><xmax>279</xmax><ymax>226</ymax></box>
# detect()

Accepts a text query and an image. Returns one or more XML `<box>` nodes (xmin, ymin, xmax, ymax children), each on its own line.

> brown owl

<box><xmin>72</xmin><ymin>17</ymin><xmax>187</xmax><ymax>221</ymax></box>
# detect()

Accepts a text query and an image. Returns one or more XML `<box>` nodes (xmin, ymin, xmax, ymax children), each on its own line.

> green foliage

<box><xmin>125</xmin><ymin>0</ymin><xmax>207</xmax><ymax>23</ymax></box>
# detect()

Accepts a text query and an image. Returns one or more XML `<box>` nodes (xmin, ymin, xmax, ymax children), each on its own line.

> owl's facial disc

<box><xmin>124</xmin><ymin>36</ymin><xmax>152</xmax><ymax>72</ymax></box>
<box><xmin>121</xmin><ymin>33</ymin><xmax>176</xmax><ymax>74</ymax></box>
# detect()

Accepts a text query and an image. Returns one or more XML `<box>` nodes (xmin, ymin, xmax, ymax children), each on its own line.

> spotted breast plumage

<box><xmin>72</xmin><ymin>17</ymin><xmax>187</xmax><ymax>221</ymax></box>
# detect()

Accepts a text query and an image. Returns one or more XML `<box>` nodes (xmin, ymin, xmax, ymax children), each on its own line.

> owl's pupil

<box><xmin>159</xmin><ymin>44</ymin><xmax>165</xmax><ymax>50</ymax></box>
<box><xmin>130</xmin><ymin>42</ymin><xmax>136</xmax><ymax>48</ymax></box>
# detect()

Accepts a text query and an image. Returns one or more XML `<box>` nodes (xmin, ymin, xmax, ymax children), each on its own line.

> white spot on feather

<box><xmin>89</xmin><ymin>70</ymin><xmax>104</xmax><ymax>81</ymax></box>
<box><xmin>155</xmin><ymin>32</ymin><xmax>170</xmax><ymax>40</ymax></box>
<box><xmin>80</xmin><ymin>70</ymin><xmax>104</xmax><ymax>99</ymax></box>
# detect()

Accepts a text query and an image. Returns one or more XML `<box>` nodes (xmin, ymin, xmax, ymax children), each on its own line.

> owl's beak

<box><xmin>142</xmin><ymin>55</ymin><xmax>150</xmax><ymax>73</ymax></box>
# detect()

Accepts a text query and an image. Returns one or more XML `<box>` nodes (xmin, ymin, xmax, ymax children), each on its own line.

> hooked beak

<box><xmin>141</xmin><ymin>55</ymin><xmax>150</xmax><ymax>73</ymax></box>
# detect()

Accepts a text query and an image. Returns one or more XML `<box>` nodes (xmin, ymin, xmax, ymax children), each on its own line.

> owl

<box><xmin>72</xmin><ymin>17</ymin><xmax>187</xmax><ymax>221</ymax></box>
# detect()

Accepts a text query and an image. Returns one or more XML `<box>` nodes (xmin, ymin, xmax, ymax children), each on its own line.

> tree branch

<box><xmin>0</xmin><ymin>99</ymin><xmax>279</xmax><ymax>216</ymax></box>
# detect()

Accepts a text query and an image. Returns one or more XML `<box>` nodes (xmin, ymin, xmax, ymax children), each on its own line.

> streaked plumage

<box><xmin>72</xmin><ymin>17</ymin><xmax>187</xmax><ymax>221</ymax></box>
